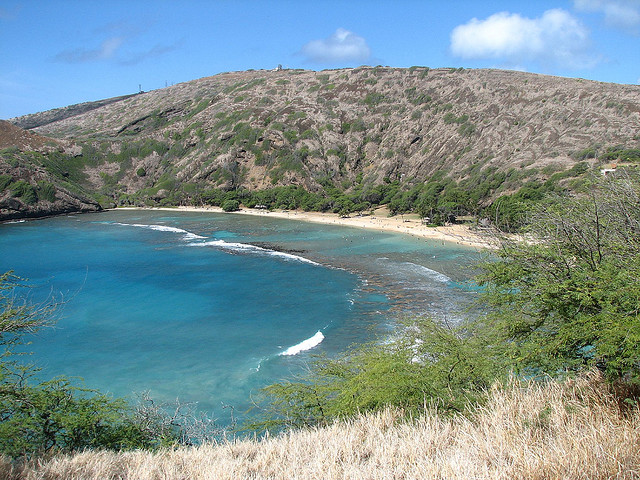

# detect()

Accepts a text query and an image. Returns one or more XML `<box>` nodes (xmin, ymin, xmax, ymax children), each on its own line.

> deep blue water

<box><xmin>0</xmin><ymin>210</ymin><xmax>482</xmax><ymax>424</ymax></box>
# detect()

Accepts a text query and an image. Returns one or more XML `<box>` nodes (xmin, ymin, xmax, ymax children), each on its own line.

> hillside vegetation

<box><xmin>3</xmin><ymin>372</ymin><xmax>638</xmax><ymax>480</ymax></box>
<box><xmin>2</xmin><ymin>67</ymin><xmax>640</xmax><ymax>221</ymax></box>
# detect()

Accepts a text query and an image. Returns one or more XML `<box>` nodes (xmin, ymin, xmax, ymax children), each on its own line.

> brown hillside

<box><xmin>0</xmin><ymin>120</ymin><xmax>61</xmax><ymax>153</ymax></box>
<box><xmin>7</xmin><ymin>67</ymin><xmax>640</xmax><ymax>212</ymax></box>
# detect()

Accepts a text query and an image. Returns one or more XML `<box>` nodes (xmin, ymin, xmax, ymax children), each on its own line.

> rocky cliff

<box><xmin>0</xmin><ymin>121</ymin><xmax>101</xmax><ymax>221</ymax></box>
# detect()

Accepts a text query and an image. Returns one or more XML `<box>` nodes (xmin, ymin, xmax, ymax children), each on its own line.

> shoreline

<box><xmin>115</xmin><ymin>205</ymin><xmax>500</xmax><ymax>250</ymax></box>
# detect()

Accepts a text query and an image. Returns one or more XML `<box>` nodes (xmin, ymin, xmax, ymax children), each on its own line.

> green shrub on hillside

<box><xmin>364</xmin><ymin>93</ymin><xmax>385</xmax><ymax>107</ymax></box>
<box><xmin>573</xmin><ymin>147</ymin><xmax>597</xmax><ymax>160</ymax></box>
<box><xmin>601</xmin><ymin>147</ymin><xmax>640</xmax><ymax>163</ymax></box>
<box><xmin>36</xmin><ymin>181</ymin><xmax>57</xmax><ymax>202</ymax></box>
<box><xmin>187</xmin><ymin>99</ymin><xmax>211</xmax><ymax>119</ymax></box>
<box><xmin>0</xmin><ymin>174</ymin><xmax>12</xmax><ymax>191</ymax></box>
<box><xmin>283</xmin><ymin>130</ymin><xmax>298</xmax><ymax>144</ymax></box>
<box><xmin>10</xmin><ymin>180</ymin><xmax>37</xmax><ymax>204</ymax></box>
<box><xmin>458</xmin><ymin>122</ymin><xmax>476</xmax><ymax>137</ymax></box>
<box><xmin>39</xmin><ymin>150</ymin><xmax>88</xmax><ymax>185</ymax></box>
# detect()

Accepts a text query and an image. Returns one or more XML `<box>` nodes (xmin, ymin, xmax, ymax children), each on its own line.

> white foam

<box><xmin>401</xmin><ymin>262</ymin><xmax>452</xmax><ymax>283</ymax></box>
<box><xmin>189</xmin><ymin>239</ymin><xmax>321</xmax><ymax>266</ymax></box>
<box><xmin>252</xmin><ymin>359</ymin><xmax>264</xmax><ymax>373</ymax></box>
<box><xmin>113</xmin><ymin>222</ymin><xmax>206</xmax><ymax>240</ymax></box>
<box><xmin>279</xmin><ymin>331</ymin><xmax>325</xmax><ymax>356</ymax></box>
<box><xmin>112</xmin><ymin>222</ymin><xmax>321</xmax><ymax>265</ymax></box>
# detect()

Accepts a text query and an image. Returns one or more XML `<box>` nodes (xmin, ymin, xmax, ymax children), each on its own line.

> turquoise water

<box><xmin>0</xmin><ymin>210</ymin><xmax>482</xmax><ymax>423</ymax></box>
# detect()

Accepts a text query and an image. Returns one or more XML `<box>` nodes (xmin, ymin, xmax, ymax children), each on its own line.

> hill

<box><xmin>3</xmin><ymin>67</ymin><xmax>640</xmax><ymax>220</ymax></box>
<box><xmin>10</xmin><ymin>93</ymin><xmax>140</xmax><ymax>131</ymax></box>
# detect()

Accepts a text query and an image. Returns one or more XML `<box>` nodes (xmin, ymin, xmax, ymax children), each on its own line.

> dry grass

<box><xmin>4</xmin><ymin>371</ymin><xmax>639</xmax><ymax>480</ymax></box>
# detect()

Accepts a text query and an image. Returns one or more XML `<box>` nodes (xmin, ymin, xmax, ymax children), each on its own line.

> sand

<box><xmin>116</xmin><ymin>206</ymin><xmax>500</xmax><ymax>250</ymax></box>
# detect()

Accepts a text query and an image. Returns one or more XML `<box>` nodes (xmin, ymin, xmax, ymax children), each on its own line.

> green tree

<box><xmin>1</xmin><ymin>273</ymin><xmax>154</xmax><ymax>457</ymax></box>
<box><xmin>222</xmin><ymin>199</ymin><xmax>240</xmax><ymax>212</ymax></box>
<box><xmin>0</xmin><ymin>375</ymin><xmax>164</xmax><ymax>457</ymax></box>
<box><xmin>0</xmin><ymin>272</ymin><xmax>224</xmax><ymax>458</ymax></box>
<box><xmin>478</xmin><ymin>172</ymin><xmax>640</xmax><ymax>382</ymax></box>
<box><xmin>486</xmin><ymin>182</ymin><xmax>549</xmax><ymax>232</ymax></box>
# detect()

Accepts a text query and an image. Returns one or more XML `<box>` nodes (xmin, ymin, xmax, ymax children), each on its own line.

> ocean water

<box><xmin>0</xmin><ymin>210</ymin><xmax>483</xmax><ymax>424</ymax></box>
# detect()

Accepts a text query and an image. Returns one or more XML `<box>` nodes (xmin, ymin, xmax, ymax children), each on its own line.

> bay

<box><xmin>0</xmin><ymin>210</ymin><xmax>482</xmax><ymax>424</ymax></box>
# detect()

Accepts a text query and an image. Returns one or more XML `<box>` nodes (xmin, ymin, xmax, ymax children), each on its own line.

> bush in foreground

<box><xmin>3</xmin><ymin>371</ymin><xmax>638</xmax><ymax>479</ymax></box>
<box><xmin>478</xmin><ymin>172</ymin><xmax>640</xmax><ymax>383</ymax></box>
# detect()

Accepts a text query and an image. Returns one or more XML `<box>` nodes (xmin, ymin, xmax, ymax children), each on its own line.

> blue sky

<box><xmin>1</xmin><ymin>0</ymin><xmax>639</xmax><ymax>119</ymax></box>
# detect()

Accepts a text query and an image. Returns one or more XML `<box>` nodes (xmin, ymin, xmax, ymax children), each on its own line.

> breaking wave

<box><xmin>399</xmin><ymin>262</ymin><xmax>452</xmax><ymax>283</ymax></box>
<box><xmin>279</xmin><ymin>331</ymin><xmax>325</xmax><ymax>356</ymax></box>
<box><xmin>108</xmin><ymin>222</ymin><xmax>320</xmax><ymax>265</ymax></box>
<box><xmin>189</xmin><ymin>239</ymin><xmax>321</xmax><ymax>266</ymax></box>
<box><xmin>112</xmin><ymin>222</ymin><xmax>206</xmax><ymax>240</ymax></box>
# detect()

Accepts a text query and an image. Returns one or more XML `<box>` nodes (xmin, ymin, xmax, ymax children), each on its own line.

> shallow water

<box><xmin>0</xmin><ymin>210</ymin><xmax>482</xmax><ymax>423</ymax></box>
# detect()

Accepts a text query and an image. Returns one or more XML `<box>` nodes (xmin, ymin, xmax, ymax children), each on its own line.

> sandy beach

<box><xmin>118</xmin><ymin>205</ymin><xmax>500</xmax><ymax>250</ymax></box>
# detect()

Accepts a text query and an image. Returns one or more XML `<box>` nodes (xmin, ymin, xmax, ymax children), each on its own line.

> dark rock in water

<box><xmin>250</xmin><ymin>242</ymin><xmax>308</xmax><ymax>255</ymax></box>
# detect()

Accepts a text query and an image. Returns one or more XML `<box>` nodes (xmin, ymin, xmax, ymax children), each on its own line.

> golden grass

<box><xmin>4</xmin><ymin>371</ymin><xmax>639</xmax><ymax>480</ymax></box>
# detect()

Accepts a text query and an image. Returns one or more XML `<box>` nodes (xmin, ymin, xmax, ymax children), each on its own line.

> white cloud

<box><xmin>575</xmin><ymin>0</ymin><xmax>640</xmax><ymax>34</ymax></box>
<box><xmin>55</xmin><ymin>37</ymin><xmax>124</xmax><ymax>63</ymax></box>
<box><xmin>450</xmin><ymin>9</ymin><xmax>597</xmax><ymax>69</ymax></box>
<box><xmin>118</xmin><ymin>42</ymin><xmax>180</xmax><ymax>66</ymax></box>
<box><xmin>300</xmin><ymin>28</ymin><xmax>371</xmax><ymax>64</ymax></box>
<box><xmin>54</xmin><ymin>33</ymin><xmax>178</xmax><ymax>66</ymax></box>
